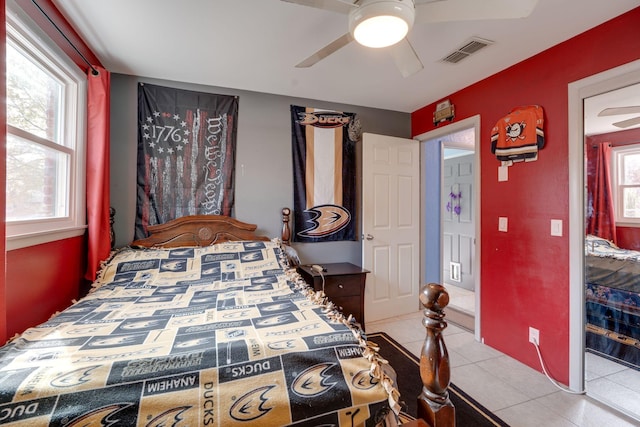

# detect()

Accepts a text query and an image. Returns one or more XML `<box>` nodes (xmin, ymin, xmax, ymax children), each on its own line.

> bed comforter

<box><xmin>585</xmin><ymin>235</ymin><xmax>640</xmax><ymax>368</ymax></box>
<box><xmin>0</xmin><ymin>240</ymin><xmax>398</xmax><ymax>426</ymax></box>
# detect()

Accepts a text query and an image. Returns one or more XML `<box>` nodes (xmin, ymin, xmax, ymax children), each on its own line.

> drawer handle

<box><xmin>338</xmin><ymin>284</ymin><xmax>344</xmax><ymax>289</ymax></box>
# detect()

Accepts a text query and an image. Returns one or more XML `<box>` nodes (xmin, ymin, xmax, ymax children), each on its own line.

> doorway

<box><xmin>416</xmin><ymin>115</ymin><xmax>481</xmax><ymax>338</ymax></box>
<box><xmin>568</xmin><ymin>59</ymin><xmax>640</xmax><ymax>419</ymax></box>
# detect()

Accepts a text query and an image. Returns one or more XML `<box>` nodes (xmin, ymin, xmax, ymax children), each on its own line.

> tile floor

<box><xmin>366</xmin><ymin>310</ymin><xmax>640</xmax><ymax>427</ymax></box>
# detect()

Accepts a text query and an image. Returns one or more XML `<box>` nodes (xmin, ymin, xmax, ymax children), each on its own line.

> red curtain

<box><xmin>586</xmin><ymin>142</ymin><xmax>617</xmax><ymax>243</ymax></box>
<box><xmin>85</xmin><ymin>66</ymin><xmax>111</xmax><ymax>281</ymax></box>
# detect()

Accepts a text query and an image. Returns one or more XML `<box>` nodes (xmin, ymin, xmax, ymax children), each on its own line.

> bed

<box><xmin>0</xmin><ymin>214</ymin><xmax>402</xmax><ymax>426</ymax></box>
<box><xmin>585</xmin><ymin>234</ymin><xmax>640</xmax><ymax>368</ymax></box>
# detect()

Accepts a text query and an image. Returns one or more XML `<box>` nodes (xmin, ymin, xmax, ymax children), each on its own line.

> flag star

<box><xmin>146</xmin><ymin>116</ymin><xmax>153</xmax><ymax>123</ymax></box>
<box><xmin>176</xmin><ymin>145</ymin><xmax>183</xmax><ymax>151</ymax></box>
<box><xmin>148</xmin><ymin>142</ymin><xmax>156</xmax><ymax>148</ymax></box>
<box><xmin>167</xmin><ymin>148</ymin><xmax>174</xmax><ymax>154</ymax></box>
<box><xmin>184</xmin><ymin>129</ymin><xmax>190</xmax><ymax>136</ymax></box>
<box><xmin>143</xmin><ymin>124</ymin><xmax>150</xmax><ymax>130</ymax></box>
<box><xmin>143</xmin><ymin>133</ymin><xmax>150</xmax><ymax>139</ymax></box>
<box><xmin>153</xmin><ymin>111</ymin><xmax>161</xmax><ymax>117</ymax></box>
<box><xmin>182</xmin><ymin>138</ymin><xmax>189</xmax><ymax>144</ymax></box>
<box><xmin>181</xmin><ymin>121</ymin><xmax>187</xmax><ymax>127</ymax></box>
<box><xmin>158</xmin><ymin>147</ymin><xmax>165</xmax><ymax>153</ymax></box>
<box><xmin>173</xmin><ymin>114</ymin><xmax>180</xmax><ymax>120</ymax></box>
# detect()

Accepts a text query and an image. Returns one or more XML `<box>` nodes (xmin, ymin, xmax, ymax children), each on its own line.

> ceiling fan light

<box><xmin>354</xmin><ymin>16</ymin><xmax>408</xmax><ymax>48</ymax></box>
<box><xmin>349</xmin><ymin>0</ymin><xmax>415</xmax><ymax>48</ymax></box>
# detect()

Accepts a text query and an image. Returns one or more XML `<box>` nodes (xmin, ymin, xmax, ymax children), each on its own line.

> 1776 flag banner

<box><xmin>291</xmin><ymin>105</ymin><xmax>361</xmax><ymax>242</ymax></box>
<box><xmin>135</xmin><ymin>83</ymin><xmax>238</xmax><ymax>239</ymax></box>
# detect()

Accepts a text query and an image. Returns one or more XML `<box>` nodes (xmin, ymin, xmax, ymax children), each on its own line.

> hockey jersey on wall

<box><xmin>491</xmin><ymin>105</ymin><xmax>545</xmax><ymax>164</ymax></box>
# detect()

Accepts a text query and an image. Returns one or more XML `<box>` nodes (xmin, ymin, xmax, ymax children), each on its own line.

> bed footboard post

<box><xmin>282</xmin><ymin>207</ymin><xmax>291</xmax><ymax>245</ymax></box>
<box><xmin>417</xmin><ymin>283</ymin><xmax>455</xmax><ymax>427</ymax></box>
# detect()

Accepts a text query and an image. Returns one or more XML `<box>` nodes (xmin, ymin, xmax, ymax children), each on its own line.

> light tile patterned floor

<box><xmin>366</xmin><ymin>310</ymin><xmax>640</xmax><ymax>427</ymax></box>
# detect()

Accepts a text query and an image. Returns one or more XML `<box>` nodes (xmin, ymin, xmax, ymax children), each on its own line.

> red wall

<box><xmin>0</xmin><ymin>0</ymin><xmax>7</xmax><ymax>344</ymax></box>
<box><xmin>6</xmin><ymin>237</ymin><xmax>85</xmax><ymax>337</ymax></box>
<box><xmin>412</xmin><ymin>7</ymin><xmax>640</xmax><ymax>383</ymax></box>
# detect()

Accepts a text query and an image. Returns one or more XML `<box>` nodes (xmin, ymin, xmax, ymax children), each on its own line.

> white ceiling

<box><xmin>54</xmin><ymin>0</ymin><xmax>640</xmax><ymax>133</ymax></box>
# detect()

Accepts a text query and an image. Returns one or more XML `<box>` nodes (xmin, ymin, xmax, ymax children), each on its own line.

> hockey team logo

<box><xmin>51</xmin><ymin>366</ymin><xmax>100</xmax><ymax>388</ymax></box>
<box><xmin>255</xmin><ymin>315</ymin><xmax>291</xmax><ymax>327</ymax></box>
<box><xmin>267</xmin><ymin>340</ymin><xmax>296</xmax><ymax>350</ymax></box>
<box><xmin>65</xmin><ymin>404</ymin><xmax>131</xmax><ymax>427</ymax></box>
<box><xmin>297</xmin><ymin>111</ymin><xmax>351</xmax><ymax>128</ymax></box>
<box><xmin>291</xmin><ymin>363</ymin><xmax>337</xmax><ymax>397</ymax></box>
<box><xmin>297</xmin><ymin>205</ymin><xmax>351</xmax><ymax>238</ymax></box>
<box><xmin>351</xmin><ymin>369</ymin><xmax>379</xmax><ymax>390</ymax></box>
<box><xmin>505</xmin><ymin>120</ymin><xmax>526</xmax><ymax>142</ymax></box>
<box><xmin>230</xmin><ymin>385</ymin><xmax>275</xmax><ymax>421</ymax></box>
<box><xmin>146</xmin><ymin>406</ymin><xmax>190</xmax><ymax>426</ymax></box>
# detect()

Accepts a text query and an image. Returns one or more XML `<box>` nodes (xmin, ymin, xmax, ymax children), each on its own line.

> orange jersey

<box><xmin>491</xmin><ymin>105</ymin><xmax>544</xmax><ymax>162</ymax></box>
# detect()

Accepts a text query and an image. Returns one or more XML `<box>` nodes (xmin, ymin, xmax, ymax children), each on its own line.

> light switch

<box><xmin>498</xmin><ymin>217</ymin><xmax>508</xmax><ymax>232</ymax></box>
<box><xmin>498</xmin><ymin>165</ymin><xmax>508</xmax><ymax>182</ymax></box>
<box><xmin>551</xmin><ymin>219</ymin><xmax>563</xmax><ymax>236</ymax></box>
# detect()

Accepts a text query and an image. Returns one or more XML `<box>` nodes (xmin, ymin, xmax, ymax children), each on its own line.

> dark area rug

<box><xmin>367</xmin><ymin>332</ymin><xmax>510</xmax><ymax>426</ymax></box>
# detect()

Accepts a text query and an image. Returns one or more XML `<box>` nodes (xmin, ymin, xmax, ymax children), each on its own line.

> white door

<box><xmin>362</xmin><ymin>133</ymin><xmax>420</xmax><ymax>323</ymax></box>
<box><xmin>442</xmin><ymin>154</ymin><xmax>475</xmax><ymax>291</ymax></box>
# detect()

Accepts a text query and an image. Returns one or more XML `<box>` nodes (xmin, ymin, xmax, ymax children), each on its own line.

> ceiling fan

<box><xmin>282</xmin><ymin>0</ymin><xmax>538</xmax><ymax>78</ymax></box>
<box><xmin>598</xmin><ymin>106</ymin><xmax>640</xmax><ymax>129</ymax></box>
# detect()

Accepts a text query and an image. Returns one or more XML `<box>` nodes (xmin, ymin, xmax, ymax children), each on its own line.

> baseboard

<box><xmin>445</xmin><ymin>306</ymin><xmax>475</xmax><ymax>332</ymax></box>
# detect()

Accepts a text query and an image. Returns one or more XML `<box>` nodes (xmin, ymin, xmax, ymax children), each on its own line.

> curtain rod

<box><xmin>591</xmin><ymin>139</ymin><xmax>640</xmax><ymax>147</ymax></box>
<box><xmin>30</xmin><ymin>0</ymin><xmax>99</xmax><ymax>76</ymax></box>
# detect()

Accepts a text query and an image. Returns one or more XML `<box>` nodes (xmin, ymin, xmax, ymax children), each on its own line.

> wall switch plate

<box><xmin>449</xmin><ymin>262</ymin><xmax>461</xmax><ymax>282</ymax></box>
<box><xmin>498</xmin><ymin>165</ymin><xmax>508</xmax><ymax>182</ymax></box>
<box><xmin>551</xmin><ymin>219</ymin><xmax>563</xmax><ymax>236</ymax></box>
<box><xmin>498</xmin><ymin>217</ymin><xmax>508</xmax><ymax>232</ymax></box>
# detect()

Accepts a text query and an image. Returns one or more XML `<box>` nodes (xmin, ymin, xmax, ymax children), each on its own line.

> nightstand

<box><xmin>296</xmin><ymin>262</ymin><xmax>369</xmax><ymax>329</ymax></box>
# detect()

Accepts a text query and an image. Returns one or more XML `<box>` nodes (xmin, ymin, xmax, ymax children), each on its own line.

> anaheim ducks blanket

<box><xmin>0</xmin><ymin>241</ymin><xmax>399</xmax><ymax>426</ymax></box>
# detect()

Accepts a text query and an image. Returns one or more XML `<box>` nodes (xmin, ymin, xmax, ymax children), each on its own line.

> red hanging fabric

<box><xmin>85</xmin><ymin>66</ymin><xmax>111</xmax><ymax>281</ymax></box>
<box><xmin>586</xmin><ymin>142</ymin><xmax>617</xmax><ymax>244</ymax></box>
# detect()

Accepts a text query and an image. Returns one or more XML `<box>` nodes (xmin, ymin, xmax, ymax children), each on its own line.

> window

<box><xmin>5</xmin><ymin>6</ymin><xmax>87</xmax><ymax>250</ymax></box>
<box><xmin>612</xmin><ymin>144</ymin><xmax>640</xmax><ymax>225</ymax></box>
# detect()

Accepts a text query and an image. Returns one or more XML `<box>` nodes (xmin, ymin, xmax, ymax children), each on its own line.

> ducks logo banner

<box><xmin>291</xmin><ymin>105</ymin><xmax>360</xmax><ymax>243</ymax></box>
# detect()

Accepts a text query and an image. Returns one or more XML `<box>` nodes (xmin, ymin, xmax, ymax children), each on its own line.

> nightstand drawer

<box><xmin>296</xmin><ymin>262</ymin><xmax>369</xmax><ymax>329</ymax></box>
<box><xmin>324</xmin><ymin>275</ymin><xmax>361</xmax><ymax>297</ymax></box>
<box><xmin>332</xmin><ymin>296</ymin><xmax>361</xmax><ymax>321</ymax></box>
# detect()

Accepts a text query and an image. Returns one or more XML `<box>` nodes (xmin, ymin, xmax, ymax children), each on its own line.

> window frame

<box><xmin>5</xmin><ymin>4</ymin><xmax>87</xmax><ymax>250</ymax></box>
<box><xmin>611</xmin><ymin>143</ymin><xmax>640</xmax><ymax>226</ymax></box>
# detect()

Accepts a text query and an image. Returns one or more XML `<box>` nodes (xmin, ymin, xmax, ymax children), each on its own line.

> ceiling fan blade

<box><xmin>598</xmin><ymin>106</ymin><xmax>640</xmax><ymax>117</ymax></box>
<box><xmin>296</xmin><ymin>33</ymin><xmax>354</xmax><ymax>68</ymax></box>
<box><xmin>389</xmin><ymin>38</ymin><xmax>424</xmax><ymax>78</ymax></box>
<box><xmin>280</xmin><ymin>0</ymin><xmax>356</xmax><ymax>14</ymax></box>
<box><xmin>416</xmin><ymin>0</ymin><xmax>538</xmax><ymax>23</ymax></box>
<box><xmin>613</xmin><ymin>116</ymin><xmax>640</xmax><ymax>129</ymax></box>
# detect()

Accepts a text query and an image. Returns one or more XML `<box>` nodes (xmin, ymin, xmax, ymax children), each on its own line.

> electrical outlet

<box><xmin>529</xmin><ymin>327</ymin><xmax>539</xmax><ymax>345</ymax></box>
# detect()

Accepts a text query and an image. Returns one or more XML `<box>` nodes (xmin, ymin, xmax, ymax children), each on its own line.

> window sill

<box><xmin>615</xmin><ymin>222</ymin><xmax>640</xmax><ymax>228</ymax></box>
<box><xmin>6</xmin><ymin>226</ymin><xmax>87</xmax><ymax>251</ymax></box>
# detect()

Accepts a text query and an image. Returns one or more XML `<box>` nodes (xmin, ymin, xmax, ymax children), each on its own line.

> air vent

<box><xmin>441</xmin><ymin>37</ymin><xmax>494</xmax><ymax>64</ymax></box>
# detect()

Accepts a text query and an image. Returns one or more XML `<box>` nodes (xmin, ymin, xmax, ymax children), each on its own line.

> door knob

<box><xmin>365</xmin><ymin>234</ymin><xmax>374</xmax><ymax>240</ymax></box>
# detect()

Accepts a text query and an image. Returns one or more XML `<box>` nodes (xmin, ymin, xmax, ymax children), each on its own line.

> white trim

<box><xmin>415</xmin><ymin>115</ymin><xmax>482</xmax><ymax>340</ymax></box>
<box><xmin>568</xmin><ymin>58</ymin><xmax>640</xmax><ymax>393</ymax></box>
<box><xmin>5</xmin><ymin>1</ymin><xmax>87</xmax><ymax>248</ymax></box>
<box><xmin>6</xmin><ymin>226</ymin><xmax>87</xmax><ymax>251</ymax></box>
<box><xmin>611</xmin><ymin>144</ymin><xmax>640</xmax><ymax>224</ymax></box>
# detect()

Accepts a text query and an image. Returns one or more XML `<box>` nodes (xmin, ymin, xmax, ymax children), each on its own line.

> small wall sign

<box><xmin>433</xmin><ymin>99</ymin><xmax>455</xmax><ymax>126</ymax></box>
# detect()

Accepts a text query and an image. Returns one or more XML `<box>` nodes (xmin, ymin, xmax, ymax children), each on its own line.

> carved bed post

<box><xmin>109</xmin><ymin>207</ymin><xmax>116</xmax><ymax>250</ymax></box>
<box><xmin>281</xmin><ymin>207</ymin><xmax>291</xmax><ymax>245</ymax></box>
<box><xmin>417</xmin><ymin>283</ymin><xmax>455</xmax><ymax>427</ymax></box>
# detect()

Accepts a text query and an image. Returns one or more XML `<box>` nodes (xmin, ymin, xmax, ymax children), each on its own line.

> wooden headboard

<box><xmin>131</xmin><ymin>209</ymin><xmax>292</xmax><ymax>248</ymax></box>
